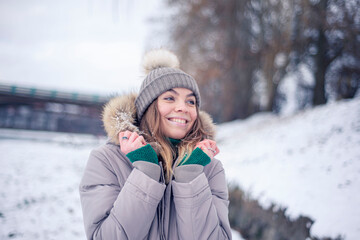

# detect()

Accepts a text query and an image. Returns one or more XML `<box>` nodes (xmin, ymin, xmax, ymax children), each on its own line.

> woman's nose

<box><xmin>174</xmin><ymin>101</ymin><xmax>188</xmax><ymax>112</ymax></box>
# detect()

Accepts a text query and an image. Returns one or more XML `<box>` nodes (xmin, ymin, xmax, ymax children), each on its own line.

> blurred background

<box><xmin>0</xmin><ymin>0</ymin><xmax>359</xmax><ymax>240</ymax></box>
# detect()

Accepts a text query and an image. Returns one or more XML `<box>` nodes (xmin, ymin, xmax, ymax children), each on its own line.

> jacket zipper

<box><xmin>159</xmin><ymin>156</ymin><xmax>180</xmax><ymax>240</ymax></box>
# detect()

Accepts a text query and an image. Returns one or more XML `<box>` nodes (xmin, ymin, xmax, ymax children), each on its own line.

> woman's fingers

<box><xmin>196</xmin><ymin>139</ymin><xmax>220</xmax><ymax>159</ymax></box>
<box><xmin>133</xmin><ymin>135</ymin><xmax>146</xmax><ymax>148</ymax></box>
<box><xmin>119</xmin><ymin>130</ymin><xmax>131</xmax><ymax>142</ymax></box>
<box><xmin>137</xmin><ymin>135</ymin><xmax>147</xmax><ymax>145</ymax></box>
<box><xmin>118</xmin><ymin>131</ymin><xmax>147</xmax><ymax>154</ymax></box>
<box><xmin>207</xmin><ymin>140</ymin><xmax>219</xmax><ymax>156</ymax></box>
<box><xmin>215</xmin><ymin>146</ymin><xmax>220</xmax><ymax>155</ymax></box>
<box><xmin>129</xmin><ymin>132</ymin><xmax>146</xmax><ymax>146</ymax></box>
<box><xmin>205</xmin><ymin>139</ymin><xmax>216</xmax><ymax>149</ymax></box>
<box><xmin>128</xmin><ymin>131</ymin><xmax>139</xmax><ymax>143</ymax></box>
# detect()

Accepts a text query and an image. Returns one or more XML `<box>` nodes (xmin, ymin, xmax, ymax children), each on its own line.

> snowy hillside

<box><xmin>0</xmin><ymin>97</ymin><xmax>359</xmax><ymax>239</ymax></box>
<box><xmin>217</xmin><ymin>97</ymin><xmax>360</xmax><ymax>239</ymax></box>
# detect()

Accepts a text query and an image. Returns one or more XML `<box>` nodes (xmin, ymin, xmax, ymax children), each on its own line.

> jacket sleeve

<box><xmin>172</xmin><ymin>160</ymin><xmax>232</xmax><ymax>240</ymax></box>
<box><xmin>79</xmin><ymin>148</ymin><xmax>166</xmax><ymax>240</ymax></box>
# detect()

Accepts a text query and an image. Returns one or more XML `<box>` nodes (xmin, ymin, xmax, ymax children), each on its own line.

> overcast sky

<box><xmin>0</xmin><ymin>0</ymin><xmax>167</xmax><ymax>96</ymax></box>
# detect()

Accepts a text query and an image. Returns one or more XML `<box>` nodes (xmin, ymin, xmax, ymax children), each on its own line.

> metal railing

<box><xmin>0</xmin><ymin>83</ymin><xmax>109</xmax><ymax>105</ymax></box>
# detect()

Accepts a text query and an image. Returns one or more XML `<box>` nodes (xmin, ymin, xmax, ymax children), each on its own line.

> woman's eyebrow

<box><xmin>168</xmin><ymin>89</ymin><xmax>195</xmax><ymax>97</ymax></box>
<box><xmin>168</xmin><ymin>89</ymin><xmax>178</xmax><ymax>95</ymax></box>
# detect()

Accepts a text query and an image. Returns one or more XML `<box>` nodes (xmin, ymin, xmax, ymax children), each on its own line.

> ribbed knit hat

<box><xmin>135</xmin><ymin>49</ymin><xmax>201</xmax><ymax>122</ymax></box>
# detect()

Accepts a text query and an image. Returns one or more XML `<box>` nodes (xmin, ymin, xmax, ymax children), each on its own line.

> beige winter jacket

<box><xmin>79</xmin><ymin>94</ymin><xmax>232</xmax><ymax>239</ymax></box>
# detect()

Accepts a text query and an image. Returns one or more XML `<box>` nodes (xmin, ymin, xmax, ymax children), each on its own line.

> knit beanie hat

<box><xmin>135</xmin><ymin>49</ymin><xmax>201</xmax><ymax>122</ymax></box>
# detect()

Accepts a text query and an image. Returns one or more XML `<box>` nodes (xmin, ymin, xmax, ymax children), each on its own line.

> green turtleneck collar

<box><xmin>169</xmin><ymin>138</ymin><xmax>181</xmax><ymax>146</ymax></box>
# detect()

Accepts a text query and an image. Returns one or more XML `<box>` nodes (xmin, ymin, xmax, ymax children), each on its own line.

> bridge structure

<box><xmin>0</xmin><ymin>83</ymin><xmax>111</xmax><ymax>135</ymax></box>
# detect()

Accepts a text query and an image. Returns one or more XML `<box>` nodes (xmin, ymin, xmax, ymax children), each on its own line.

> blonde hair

<box><xmin>139</xmin><ymin>99</ymin><xmax>208</xmax><ymax>183</ymax></box>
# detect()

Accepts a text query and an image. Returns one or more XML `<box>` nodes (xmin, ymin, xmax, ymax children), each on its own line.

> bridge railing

<box><xmin>0</xmin><ymin>83</ymin><xmax>109</xmax><ymax>105</ymax></box>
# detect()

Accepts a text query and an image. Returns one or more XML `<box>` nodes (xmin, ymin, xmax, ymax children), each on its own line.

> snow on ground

<box><xmin>217</xmin><ymin>97</ymin><xmax>360</xmax><ymax>240</ymax></box>
<box><xmin>0</xmin><ymin>131</ymin><xmax>102</xmax><ymax>239</ymax></box>
<box><xmin>0</xmin><ymin>97</ymin><xmax>359</xmax><ymax>239</ymax></box>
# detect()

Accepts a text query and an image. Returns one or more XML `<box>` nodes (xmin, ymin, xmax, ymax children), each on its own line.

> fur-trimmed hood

<box><xmin>102</xmin><ymin>93</ymin><xmax>216</xmax><ymax>145</ymax></box>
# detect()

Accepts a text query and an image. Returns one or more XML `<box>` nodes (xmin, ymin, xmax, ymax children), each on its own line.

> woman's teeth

<box><xmin>169</xmin><ymin>118</ymin><xmax>186</xmax><ymax>124</ymax></box>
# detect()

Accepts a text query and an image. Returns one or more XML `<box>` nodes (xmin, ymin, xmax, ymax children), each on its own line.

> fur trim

<box><xmin>142</xmin><ymin>49</ymin><xmax>180</xmax><ymax>74</ymax></box>
<box><xmin>199</xmin><ymin>111</ymin><xmax>216</xmax><ymax>140</ymax></box>
<box><xmin>102</xmin><ymin>93</ymin><xmax>216</xmax><ymax>145</ymax></box>
<box><xmin>102</xmin><ymin>93</ymin><xmax>140</xmax><ymax>145</ymax></box>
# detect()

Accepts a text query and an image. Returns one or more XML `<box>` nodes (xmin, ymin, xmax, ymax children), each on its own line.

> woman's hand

<box><xmin>119</xmin><ymin>131</ymin><xmax>147</xmax><ymax>155</ymax></box>
<box><xmin>195</xmin><ymin>139</ymin><xmax>220</xmax><ymax>160</ymax></box>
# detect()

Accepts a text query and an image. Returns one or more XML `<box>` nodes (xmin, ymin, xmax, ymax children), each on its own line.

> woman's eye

<box><xmin>187</xmin><ymin>99</ymin><xmax>196</xmax><ymax>105</ymax></box>
<box><xmin>164</xmin><ymin>96</ymin><xmax>174</xmax><ymax>101</ymax></box>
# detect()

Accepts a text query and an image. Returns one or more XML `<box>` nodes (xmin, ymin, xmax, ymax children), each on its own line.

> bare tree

<box><xmin>163</xmin><ymin>0</ymin><xmax>360</xmax><ymax>122</ymax></box>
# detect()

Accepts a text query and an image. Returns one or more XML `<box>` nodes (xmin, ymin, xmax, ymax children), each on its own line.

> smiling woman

<box><xmin>157</xmin><ymin>88</ymin><xmax>198</xmax><ymax>139</ymax></box>
<box><xmin>79</xmin><ymin>49</ymin><xmax>231</xmax><ymax>239</ymax></box>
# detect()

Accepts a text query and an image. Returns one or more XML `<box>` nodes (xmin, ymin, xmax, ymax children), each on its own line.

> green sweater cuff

<box><xmin>179</xmin><ymin>147</ymin><xmax>211</xmax><ymax>166</ymax></box>
<box><xmin>126</xmin><ymin>144</ymin><xmax>159</xmax><ymax>165</ymax></box>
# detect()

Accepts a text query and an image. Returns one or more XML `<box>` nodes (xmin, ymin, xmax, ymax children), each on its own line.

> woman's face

<box><xmin>157</xmin><ymin>88</ymin><xmax>198</xmax><ymax>139</ymax></box>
